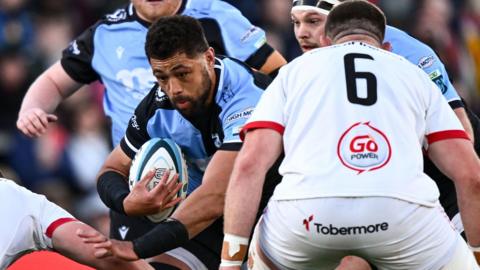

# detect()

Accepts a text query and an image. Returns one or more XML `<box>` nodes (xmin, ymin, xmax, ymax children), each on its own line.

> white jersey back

<box><xmin>242</xmin><ymin>42</ymin><xmax>468</xmax><ymax>206</ymax></box>
<box><xmin>0</xmin><ymin>179</ymin><xmax>74</xmax><ymax>268</ymax></box>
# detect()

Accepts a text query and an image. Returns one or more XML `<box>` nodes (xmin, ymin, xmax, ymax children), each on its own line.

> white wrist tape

<box><xmin>220</xmin><ymin>259</ymin><xmax>243</xmax><ymax>267</ymax></box>
<box><xmin>221</xmin><ymin>233</ymin><xmax>249</xmax><ymax>265</ymax></box>
<box><xmin>468</xmin><ymin>243</ymin><xmax>480</xmax><ymax>252</ymax></box>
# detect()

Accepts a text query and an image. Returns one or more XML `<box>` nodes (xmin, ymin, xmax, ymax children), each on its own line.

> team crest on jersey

<box><xmin>337</xmin><ymin>122</ymin><xmax>391</xmax><ymax>174</ymax></box>
<box><xmin>106</xmin><ymin>9</ymin><xmax>127</xmax><ymax>22</ymax></box>
<box><xmin>418</xmin><ymin>55</ymin><xmax>435</xmax><ymax>69</ymax></box>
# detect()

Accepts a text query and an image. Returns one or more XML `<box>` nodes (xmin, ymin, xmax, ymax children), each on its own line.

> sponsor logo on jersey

<box><xmin>106</xmin><ymin>9</ymin><xmax>127</xmax><ymax>22</ymax></box>
<box><xmin>212</xmin><ymin>133</ymin><xmax>222</xmax><ymax>148</ymax></box>
<box><xmin>116</xmin><ymin>46</ymin><xmax>125</xmax><ymax>59</ymax></box>
<box><xmin>116</xmin><ymin>68</ymin><xmax>156</xmax><ymax>100</ymax></box>
<box><xmin>118</xmin><ymin>225</ymin><xmax>129</xmax><ymax>240</ymax></box>
<box><xmin>241</xmin><ymin>26</ymin><xmax>261</xmax><ymax>43</ymax></box>
<box><xmin>429</xmin><ymin>69</ymin><xmax>448</xmax><ymax>94</ymax></box>
<box><xmin>303</xmin><ymin>219</ymin><xmax>389</xmax><ymax>235</ymax></box>
<box><xmin>303</xmin><ymin>215</ymin><xmax>314</xmax><ymax>232</ymax></box>
<box><xmin>337</xmin><ymin>122</ymin><xmax>391</xmax><ymax>174</ymax></box>
<box><xmin>418</xmin><ymin>55</ymin><xmax>435</xmax><ymax>69</ymax></box>
<box><xmin>231</xmin><ymin>125</ymin><xmax>243</xmax><ymax>137</ymax></box>
<box><xmin>225</xmin><ymin>108</ymin><xmax>254</xmax><ymax>125</ymax></box>
<box><xmin>155</xmin><ymin>88</ymin><xmax>168</xmax><ymax>102</ymax></box>
<box><xmin>68</xmin><ymin>40</ymin><xmax>81</xmax><ymax>55</ymax></box>
<box><xmin>130</xmin><ymin>115</ymin><xmax>140</xmax><ymax>130</ymax></box>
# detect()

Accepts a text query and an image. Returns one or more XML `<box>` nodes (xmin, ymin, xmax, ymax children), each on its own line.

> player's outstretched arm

<box><xmin>53</xmin><ymin>221</ymin><xmax>153</xmax><ymax>269</ymax></box>
<box><xmin>428</xmin><ymin>138</ymin><xmax>480</xmax><ymax>247</ymax></box>
<box><xmin>220</xmin><ymin>128</ymin><xmax>283</xmax><ymax>269</ymax></box>
<box><xmin>17</xmin><ymin>61</ymin><xmax>82</xmax><ymax>137</ymax></box>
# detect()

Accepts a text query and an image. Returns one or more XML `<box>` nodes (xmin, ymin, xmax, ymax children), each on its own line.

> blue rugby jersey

<box><xmin>61</xmin><ymin>0</ymin><xmax>272</xmax><ymax>146</ymax></box>
<box><xmin>385</xmin><ymin>26</ymin><xmax>463</xmax><ymax>109</ymax></box>
<box><xmin>120</xmin><ymin>57</ymin><xmax>271</xmax><ymax>193</ymax></box>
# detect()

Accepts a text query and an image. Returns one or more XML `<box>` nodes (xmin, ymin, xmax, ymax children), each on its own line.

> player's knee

<box><xmin>336</xmin><ymin>256</ymin><xmax>372</xmax><ymax>270</ymax></box>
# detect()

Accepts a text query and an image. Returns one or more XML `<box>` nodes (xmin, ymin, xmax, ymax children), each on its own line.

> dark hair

<box><xmin>325</xmin><ymin>0</ymin><xmax>386</xmax><ymax>43</ymax></box>
<box><xmin>145</xmin><ymin>15</ymin><xmax>209</xmax><ymax>60</ymax></box>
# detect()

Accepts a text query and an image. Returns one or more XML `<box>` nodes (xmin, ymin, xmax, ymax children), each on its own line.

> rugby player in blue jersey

<box><xmin>16</xmin><ymin>0</ymin><xmax>286</xmax><ymax>253</ymax></box>
<box><xmin>80</xmin><ymin>15</ymin><xmax>282</xmax><ymax>269</ymax></box>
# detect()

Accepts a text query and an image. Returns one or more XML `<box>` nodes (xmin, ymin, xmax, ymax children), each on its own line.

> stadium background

<box><xmin>0</xmin><ymin>0</ymin><xmax>478</xmax><ymax>268</ymax></box>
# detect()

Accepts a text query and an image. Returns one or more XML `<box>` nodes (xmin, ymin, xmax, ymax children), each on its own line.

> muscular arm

<box><xmin>454</xmin><ymin>107</ymin><xmax>474</xmax><ymax>143</ymax></box>
<box><xmin>428</xmin><ymin>138</ymin><xmax>480</xmax><ymax>246</ymax></box>
<box><xmin>224</xmin><ymin>129</ymin><xmax>283</xmax><ymax>238</ymax></box>
<box><xmin>17</xmin><ymin>61</ymin><xmax>82</xmax><ymax>137</ymax></box>
<box><xmin>171</xmin><ymin>150</ymin><xmax>238</xmax><ymax>238</ymax></box>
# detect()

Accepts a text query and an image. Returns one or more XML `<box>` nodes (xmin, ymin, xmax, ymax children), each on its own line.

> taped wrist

<box><xmin>220</xmin><ymin>233</ymin><xmax>249</xmax><ymax>267</ymax></box>
<box><xmin>97</xmin><ymin>171</ymin><xmax>129</xmax><ymax>215</ymax></box>
<box><xmin>133</xmin><ymin>218</ymin><xmax>189</xmax><ymax>259</ymax></box>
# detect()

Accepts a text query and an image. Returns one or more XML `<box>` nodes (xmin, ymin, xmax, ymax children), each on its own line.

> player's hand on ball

<box><xmin>124</xmin><ymin>168</ymin><xmax>183</xmax><ymax>216</ymax></box>
<box><xmin>17</xmin><ymin>108</ymin><xmax>57</xmax><ymax>137</ymax></box>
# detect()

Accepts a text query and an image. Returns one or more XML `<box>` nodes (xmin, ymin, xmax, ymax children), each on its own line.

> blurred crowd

<box><xmin>0</xmin><ymin>0</ymin><xmax>478</xmax><ymax>234</ymax></box>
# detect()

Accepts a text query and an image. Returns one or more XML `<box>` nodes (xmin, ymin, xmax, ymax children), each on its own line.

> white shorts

<box><xmin>0</xmin><ymin>179</ymin><xmax>76</xmax><ymax>269</ymax></box>
<box><xmin>254</xmin><ymin>197</ymin><xmax>477</xmax><ymax>270</ymax></box>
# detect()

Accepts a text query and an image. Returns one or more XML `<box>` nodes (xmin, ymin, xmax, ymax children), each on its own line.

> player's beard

<box><xmin>173</xmin><ymin>68</ymin><xmax>212</xmax><ymax>119</ymax></box>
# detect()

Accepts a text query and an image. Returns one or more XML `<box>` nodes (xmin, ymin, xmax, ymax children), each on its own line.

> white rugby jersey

<box><xmin>242</xmin><ymin>42</ymin><xmax>469</xmax><ymax>206</ymax></box>
<box><xmin>0</xmin><ymin>179</ymin><xmax>75</xmax><ymax>268</ymax></box>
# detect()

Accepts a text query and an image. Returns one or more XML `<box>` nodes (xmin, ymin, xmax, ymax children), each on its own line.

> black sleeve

<box><xmin>119</xmin><ymin>85</ymin><xmax>161</xmax><ymax>158</ymax></box>
<box><xmin>198</xmin><ymin>18</ymin><xmax>226</xmax><ymax>56</ymax></box>
<box><xmin>244</xmin><ymin>43</ymin><xmax>275</xmax><ymax>71</ymax></box>
<box><xmin>60</xmin><ymin>21</ymin><xmax>102</xmax><ymax>84</ymax></box>
<box><xmin>448</xmin><ymin>100</ymin><xmax>464</xmax><ymax>110</ymax></box>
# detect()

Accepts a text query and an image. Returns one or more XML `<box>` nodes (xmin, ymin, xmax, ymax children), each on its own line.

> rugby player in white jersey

<box><xmin>220</xmin><ymin>1</ymin><xmax>480</xmax><ymax>269</ymax></box>
<box><xmin>0</xmin><ymin>174</ymin><xmax>153</xmax><ymax>270</ymax></box>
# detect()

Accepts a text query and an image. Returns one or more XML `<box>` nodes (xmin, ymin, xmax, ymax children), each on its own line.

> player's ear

<box><xmin>381</xmin><ymin>41</ymin><xmax>392</xmax><ymax>52</ymax></box>
<box><xmin>204</xmin><ymin>47</ymin><xmax>215</xmax><ymax>67</ymax></box>
<box><xmin>320</xmin><ymin>35</ymin><xmax>332</xmax><ymax>47</ymax></box>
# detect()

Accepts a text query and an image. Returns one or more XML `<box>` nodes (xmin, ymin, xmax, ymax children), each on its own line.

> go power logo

<box><xmin>337</xmin><ymin>122</ymin><xmax>391</xmax><ymax>174</ymax></box>
<box><xmin>302</xmin><ymin>215</ymin><xmax>389</xmax><ymax>235</ymax></box>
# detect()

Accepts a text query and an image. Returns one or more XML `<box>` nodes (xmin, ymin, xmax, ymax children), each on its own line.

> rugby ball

<box><xmin>129</xmin><ymin>138</ymin><xmax>188</xmax><ymax>223</ymax></box>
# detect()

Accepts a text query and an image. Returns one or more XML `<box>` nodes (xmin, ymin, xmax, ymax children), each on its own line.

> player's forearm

<box><xmin>171</xmin><ymin>184</ymin><xmax>225</xmax><ymax>238</ymax></box>
<box><xmin>19</xmin><ymin>62</ymin><xmax>81</xmax><ymax>115</ymax></box>
<box><xmin>224</xmin><ymin>155</ymin><xmax>265</xmax><ymax>237</ymax></box>
<box><xmin>259</xmin><ymin>50</ymin><xmax>287</xmax><ymax>75</ymax></box>
<box><xmin>454</xmin><ymin>107</ymin><xmax>474</xmax><ymax>143</ymax></box>
<box><xmin>457</xmin><ymin>174</ymin><xmax>480</xmax><ymax>246</ymax></box>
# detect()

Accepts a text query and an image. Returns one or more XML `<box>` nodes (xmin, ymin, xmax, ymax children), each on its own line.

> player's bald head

<box><xmin>325</xmin><ymin>0</ymin><xmax>386</xmax><ymax>43</ymax></box>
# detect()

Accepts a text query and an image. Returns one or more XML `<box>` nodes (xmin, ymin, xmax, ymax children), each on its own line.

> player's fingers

<box><xmin>163</xmin><ymin>196</ymin><xmax>182</xmax><ymax>209</ymax></box>
<box><xmin>94</xmin><ymin>248</ymin><xmax>112</xmax><ymax>258</ymax></box>
<box><xmin>164</xmin><ymin>182</ymin><xmax>182</xmax><ymax>202</ymax></box>
<box><xmin>138</xmin><ymin>169</ymin><xmax>156</xmax><ymax>188</ymax></box>
<box><xmin>26</xmin><ymin>112</ymin><xmax>48</xmax><ymax>130</ymax></box>
<box><xmin>151</xmin><ymin>169</ymin><xmax>172</xmax><ymax>194</ymax></box>
<box><xmin>165</xmin><ymin>173</ymin><xmax>179</xmax><ymax>190</ymax></box>
<box><xmin>94</xmin><ymin>240</ymin><xmax>112</xmax><ymax>249</ymax></box>
<box><xmin>46</xmin><ymin>114</ymin><xmax>58</xmax><ymax>122</ymax></box>
<box><xmin>16</xmin><ymin>119</ymin><xmax>35</xmax><ymax>137</ymax></box>
<box><xmin>32</xmin><ymin>110</ymin><xmax>51</xmax><ymax>127</ymax></box>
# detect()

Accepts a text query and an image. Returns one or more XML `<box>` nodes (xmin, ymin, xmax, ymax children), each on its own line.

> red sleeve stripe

<box><xmin>426</xmin><ymin>130</ymin><xmax>470</xmax><ymax>144</ymax></box>
<box><xmin>240</xmin><ymin>121</ymin><xmax>285</xmax><ymax>141</ymax></box>
<box><xmin>46</xmin><ymin>218</ymin><xmax>77</xmax><ymax>238</ymax></box>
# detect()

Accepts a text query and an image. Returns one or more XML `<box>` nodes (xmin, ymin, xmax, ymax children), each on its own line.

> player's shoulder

<box><xmin>217</xmin><ymin>56</ymin><xmax>270</xmax><ymax>93</ymax></box>
<box><xmin>385</xmin><ymin>25</ymin><xmax>438</xmax><ymax>64</ymax></box>
<box><xmin>183</xmin><ymin>0</ymin><xmax>241</xmax><ymax>19</ymax></box>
